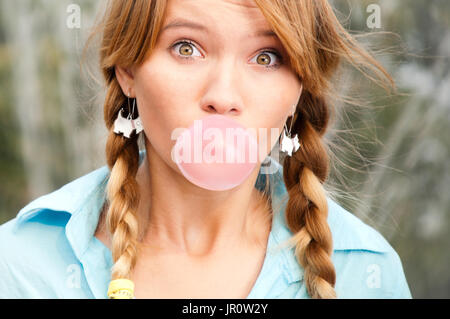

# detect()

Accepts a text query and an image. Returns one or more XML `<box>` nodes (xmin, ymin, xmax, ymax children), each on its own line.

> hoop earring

<box><xmin>280</xmin><ymin>104</ymin><xmax>301</xmax><ymax>156</ymax></box>
<box><xmin>113</xmin><ymin>91</ymin><xmax>143</xmax><ymax>138</ymax></box>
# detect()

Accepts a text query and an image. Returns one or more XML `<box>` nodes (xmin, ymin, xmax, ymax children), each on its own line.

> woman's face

<box><xmin>118</xmin><ymin>0</ymin><xmax>302</xmax><ymax>172</ymax></box>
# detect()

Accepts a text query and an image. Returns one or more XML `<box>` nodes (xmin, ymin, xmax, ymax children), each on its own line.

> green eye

<box><xmin>257</xmin><ymin>53</ymin><xmax>271</xmax><ymax>65</ymax></box>
<box><xmin>172</xmin><ymin>40</ymin><xmax>202</xmax><ymax>58</ymax></box>
<box><xmin>179</xmin><ymin>43</ymin><xmax>193</xmax><ymax>56</ymax></box>
<box><xmin>253</xmin><ymin>51</ymin><xmax>282</xmax><ymax>69</ymax></box>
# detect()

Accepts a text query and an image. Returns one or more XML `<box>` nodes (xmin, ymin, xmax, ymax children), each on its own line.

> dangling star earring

<box><xmin>280</xmin><ymin>104</ymin><xmax>301</xmax><ymax>156</ymax></box>
<box><xmin>113</xmin><ymin>90</ymin><xmax>143</xmax><ymax>138</ymax></box>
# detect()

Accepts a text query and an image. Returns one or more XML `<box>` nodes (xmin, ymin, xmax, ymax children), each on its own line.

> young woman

<box><xmin>0</xmin><ymin>0</ymin><xmax>411</xmax><ymax>299</ymax></box>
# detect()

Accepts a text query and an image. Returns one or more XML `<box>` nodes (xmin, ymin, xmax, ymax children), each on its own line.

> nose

<box><xmin>200</xmin><ymin>59</ymin><xmax>244</xmax><ymax>116</ymax></box>
<box><xmin>202</xmin><ymin>102</ymin><xmax>240</xmax><ymax>115</ymax></box>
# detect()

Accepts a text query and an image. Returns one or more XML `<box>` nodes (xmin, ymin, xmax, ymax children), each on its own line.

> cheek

<box><xmin>133</xmin><ymin>57</ymin><xmax>200</xmax><ymax>164</ymax></box>
<box><xmin>249</xmin><ymin>71</ymin><xmax>301</xmax><ymax>156</ymax></box>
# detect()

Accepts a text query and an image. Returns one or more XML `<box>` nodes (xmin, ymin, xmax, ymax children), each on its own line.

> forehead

<box><xmin>163</xmin><ymin>0</ymin><xmax>272</xmax><ymax>34</ymax></box>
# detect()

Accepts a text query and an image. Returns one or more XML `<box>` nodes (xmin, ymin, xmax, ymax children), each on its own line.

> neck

<box><xmin>134</xmin><ymin>142</ymin><xmax>272</xmax><ymax>258</ymax></box>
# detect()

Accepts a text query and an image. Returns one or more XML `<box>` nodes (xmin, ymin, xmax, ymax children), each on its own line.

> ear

<box><xmin>115</xmin><ymin>65</ymin><xmax>135</xmax><ymax>97</ymax></box>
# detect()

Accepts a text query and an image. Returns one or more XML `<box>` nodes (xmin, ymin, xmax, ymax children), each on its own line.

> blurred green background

<box><xmin>0</xmin><ymin>0</ymin><xmax>449</xmax><ymax>298</ymax></box>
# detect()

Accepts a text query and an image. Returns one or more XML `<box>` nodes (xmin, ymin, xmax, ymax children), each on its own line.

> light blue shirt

<box><xmin>0</xmin><ymin>151</ymin><xmax>412</xmax><ymax>298</ymax></box>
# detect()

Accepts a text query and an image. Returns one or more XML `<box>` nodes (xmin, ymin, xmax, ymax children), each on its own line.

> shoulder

<box><xmin>326</xmin><ymin>197</ymin><xmax>412</xmax><ymax>298</ymax></box>
<box><xmin>0</xmin><ymin>165</ymin><xmax>110</xmax><ymax>298</ymax></box>
<box><xmin>327</xmin><ymin>197</ymin><xmax>391</xmax><ymax>253</ymax></box>
<box><xmin>0</xmin><ymin>214</ymin><xmax>75</xmax><ymax>297</ymax></box>
<box><xmin>266</xmin><ymin>159</ymin><xmax>411</xmax><ymax>298</ymax></box>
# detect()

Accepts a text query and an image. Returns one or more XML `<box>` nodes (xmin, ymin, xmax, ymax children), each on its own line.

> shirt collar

<box><xmin>15</xmin><ymin>165</ymin><xmax>109</xmax><ymax>230</ymax></box>
<box><xmin>15</xmin><ymin>150</ymin><xmax>390</xmax><ymax>288</ymax></box>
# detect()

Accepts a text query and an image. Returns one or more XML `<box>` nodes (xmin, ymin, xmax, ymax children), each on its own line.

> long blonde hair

<box><xmin>82</xmin><ymin>0</ymin><xmax>394</xmax><ymax>298</ymax></box>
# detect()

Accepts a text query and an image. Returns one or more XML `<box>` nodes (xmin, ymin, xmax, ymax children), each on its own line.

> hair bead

<box><xmin>107</xmin><ymin>279</ymin><xmax>135</xmax><ymax>299</ymax></box>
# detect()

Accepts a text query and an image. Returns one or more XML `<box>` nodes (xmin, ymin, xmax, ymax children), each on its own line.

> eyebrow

<box><xmin>161</xmin><ymin>18</ymin><xmax>278</xmax><ymax>38</ymax></box>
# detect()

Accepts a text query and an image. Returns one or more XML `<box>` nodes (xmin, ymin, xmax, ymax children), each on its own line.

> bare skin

<box><xmin>95</xmin><ymin>0</ymin><xmax>302</xmax><ymax>298</ymax></box>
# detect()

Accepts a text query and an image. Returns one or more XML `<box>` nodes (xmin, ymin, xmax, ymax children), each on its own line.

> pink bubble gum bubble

<box><xmin>173</xmin><ymin>114</ymin><xmax>259</xmax><ymax>191</ymax></box>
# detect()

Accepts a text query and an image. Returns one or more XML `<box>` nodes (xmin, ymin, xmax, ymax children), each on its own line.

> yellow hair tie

<box><xmin>107</xmin><ymin>279</ymin><xmax>135</xmax><ymax>299</ymax></box>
